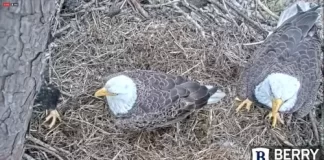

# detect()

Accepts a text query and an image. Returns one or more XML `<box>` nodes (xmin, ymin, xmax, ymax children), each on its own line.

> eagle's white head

<box><xmin>94</xmin><ymin>75</ymin><xmax>137</xmax><ymax>115</ymax></box>
<box><xmin>254</xmin><ymin>73</ymin><xmax>301</xmax><ymax>113</ymax></box>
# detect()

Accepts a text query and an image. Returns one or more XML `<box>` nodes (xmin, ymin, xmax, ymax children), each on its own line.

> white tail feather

<box><xmin>205</xmin><ymin>85</ymin><xmax>226</xmax><ymax>104</ymax></box>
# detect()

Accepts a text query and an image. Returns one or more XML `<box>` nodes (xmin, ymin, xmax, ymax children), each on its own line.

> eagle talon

<box><xmin>266</xmin><ymin>111</ymin><xmax>284</xmax><ymax>127</ymax></box>
<box><xmin>42</xmin><ymin>109</ymin><xmax>61</xmax><ymax>129</ymax></box>
<box><xmin>235</xmin><ymin>98</ymin><xmax>253</xmax><ymax>112</ymax></box>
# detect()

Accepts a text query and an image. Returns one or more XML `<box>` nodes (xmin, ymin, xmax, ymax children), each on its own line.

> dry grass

<box><xmin>26</xmin><ymin>0</ymin><xmax>323</xmax><ymax>160</ymax></box>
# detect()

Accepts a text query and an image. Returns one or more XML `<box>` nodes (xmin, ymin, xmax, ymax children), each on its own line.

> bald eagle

<box><xmin>235</xmin><ymin>2</ymin><xmax>322</xmax><ymax>127</ymax></box>
<box><xmin>95</xmin><ymin>70</ymin><xmax>226</xmax><ymax>131</ymax></box>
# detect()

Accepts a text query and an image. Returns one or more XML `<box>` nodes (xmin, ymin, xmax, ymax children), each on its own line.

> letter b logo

<box><xmin>252</xmin><ymin>148</ymin><xmax>270</xmax><ymax>160</ymax></box>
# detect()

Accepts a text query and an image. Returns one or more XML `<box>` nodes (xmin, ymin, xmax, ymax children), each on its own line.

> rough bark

<box><xmin>0</xmin><ymin>0</ymin><xmax>56</xmax><ymax>159</ymax></box>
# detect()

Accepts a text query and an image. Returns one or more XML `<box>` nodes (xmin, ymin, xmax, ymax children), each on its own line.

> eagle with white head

<box><xmin>235</xmin><ymin>2</ymin><xmax>322</xmax><ymax>127</ymax></box>
<box><xmin>95</xmin><ymin>70</ymin><xmax>226</xmax><ymax>130</ymax></box>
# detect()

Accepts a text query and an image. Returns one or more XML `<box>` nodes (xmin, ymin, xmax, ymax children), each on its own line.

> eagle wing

<box><xmin>292</xmin><ymin>31</ymin><xmax>321</xmax><ymax>117</ymax></box>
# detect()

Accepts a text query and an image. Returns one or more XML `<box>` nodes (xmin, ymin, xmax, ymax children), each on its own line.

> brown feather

<box><xmin>103</xmin><ymin>70</ymin><xmax>222</xmax><ymax>131</ymax></box>
<box><xmin>237</xmin><ymin>6</ymin><xmax>322</xmax><ymax>117</ymax></box>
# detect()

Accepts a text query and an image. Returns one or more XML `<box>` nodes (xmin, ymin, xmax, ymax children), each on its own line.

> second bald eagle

<box><xmin>236</xmin><ymin>2</ymin><xmax>322</xmax><ymax>127</ymax></box>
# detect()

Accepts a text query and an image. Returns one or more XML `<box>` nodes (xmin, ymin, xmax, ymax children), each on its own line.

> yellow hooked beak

<box><xmin>94</xmin><ymin>88</ymin><xmax>115</xmax><ymax>97</ymax></box>
<box><xmin>271</xmin><ymin>98</ymin><xmax>283</xmax><ymax>115</ymax></box>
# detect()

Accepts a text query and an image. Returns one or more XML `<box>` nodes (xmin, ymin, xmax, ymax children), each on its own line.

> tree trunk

<box><xmin>0</xmin><ymin>0</ymin><xmax>56</xmax><ymax>159</ymax></box>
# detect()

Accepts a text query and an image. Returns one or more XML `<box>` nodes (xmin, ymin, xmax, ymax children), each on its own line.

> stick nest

<box><xmin>26</xmin><ymin>0</ymin><xmax>323</xmax><ymax>159</ymax></box>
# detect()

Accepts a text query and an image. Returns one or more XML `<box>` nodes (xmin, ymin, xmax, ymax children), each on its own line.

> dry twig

<box><xmin>144</xmin><ymin>0</ymin><xmax>180</xmax><ymax>8</ymax></box>
<box><xmin>128</xmin><ymin>0</ymin><xmax>150</xmax><ymax>18</ymax></box>
<box><xmin>209</xmin><ymin>0</ymin><xmax>268</xmax><ymax>36</ymax></box>
<box><xmin>209</xmin><ymin>0</ymin><xmax>239</xmax><ymax>28</ymax></box>
<box><xmin>242</xmin><ymin>40</ymin><xmax>264</xmax><ymax>46</ymax></box>
<box><xmin>181</xmin><ymin>0</ymin><xmax>213</xmax><ymax>22</ymax></box>
<box><xmin>54</xmin><ymin>12</ymin><xmax>89</xmax><ymax>37</ymax></box>
<box><xmin>52</xmin><ymin>0</ymin><xmax>66</xmax><ymax>35</ymax></box>
<box><xmin>309</xmin><ymin>110</ymin><xmax>320</xmax><ymax>143</ymax></box>
<box><xmin>270</xmin><ymin>130</ymin><xmax>294</xmax><ymax>147</ymax></box>
<box><xmin>172</xmin><ymin>3</ymin><xmax>205</xmax><ymax>38</ymax></box>
<box><xmin>26</xmin><ymin>135</ymin><xmax>72</xmax><ymax>156</ymax></box>
<box><xmin>25</xmin><ymin>144</ymin><xmax>64</xmax><ymax>160</ymax></box>
<box><xmin>56</xmin><ymin>0</ymin><xmax>123</xmax><ymax>36</ymax></box>
<box><xmin>256</xmin><ymin>0</ymin><xmax>279</xmax><ymax>20</ymax></box>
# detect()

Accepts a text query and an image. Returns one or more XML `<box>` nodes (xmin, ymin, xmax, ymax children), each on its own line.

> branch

<box><xmin>128</xmin><ymin>0</ymin><xmax>150</xmax><ymax>18</ymax></box>
<box><xmin>26</xmin><ymin>135</ymin><xmax>72</xmax><ymax>156</ymax></box>
<box><xmin>143</xmin><ymin>0</ymin><xmax>180</xmax><ymax>8</ymax></box>
<box><xmin>25</xmin><ymin>144</ymin><xmax>64</xmax><ymax>160</ymax></box>
<box><xmin>309</xmin><ymin>110</ymin><xmax>320</xmax><ymax>143</ymax></box>
<box><xmin>172</xmin><ymin>3</ymin><xmax>205</xmax><ymax>38</ymax></box>
<box><xmin>209</xmin><ymin>0</ymin><xmax>268</xmax><ymax>36</ymax></box>
<box><xmin>256</xmin><ymin>0</ymin><xmax>279</xmax><ymax>20</ymax></box>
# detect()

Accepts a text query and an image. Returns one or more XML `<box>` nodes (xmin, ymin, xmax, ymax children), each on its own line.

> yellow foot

<box><xmin>266</xmin><ymin>111</ymin><xmax>284</xmax><ymax>127</ymax></box>
<box><xmin>235</xmin><ymin>98</ymin><xmax>253</xmax><ymax>112</ymax></box>
<box><xmin>42</xmin><ymin>109</ymin><xmax>61</xmax><ymax>129</ymax></box>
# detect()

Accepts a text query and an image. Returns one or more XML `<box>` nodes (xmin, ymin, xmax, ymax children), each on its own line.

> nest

<box><xmin>25</xmin><ymin>0</ymin><xmax>323</xmax><ymax>159</ymax></box>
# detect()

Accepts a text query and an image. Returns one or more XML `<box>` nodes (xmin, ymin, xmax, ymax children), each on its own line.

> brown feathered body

<box><xmin>237</xmin><ymin>5</ymin><xmax>322</xmax><ymax>117</ymax></box>
<box><xmin>102</xmin><ymin>70</ymin><xmax>224</xmax><ymax>131</ymax></box>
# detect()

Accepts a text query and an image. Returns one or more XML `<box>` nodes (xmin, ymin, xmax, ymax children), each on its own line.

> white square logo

<box><xmin>251</xmin><ymin>147</ymin><xmax>270</xmax><ymax>160</ymax></box>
